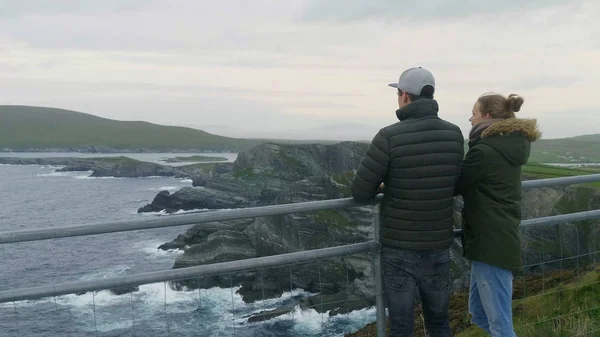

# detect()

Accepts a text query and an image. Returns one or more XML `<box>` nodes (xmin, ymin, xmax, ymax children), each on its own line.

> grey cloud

<box><xmin>301</xmin><ymin>0</ymin><xmax>581</xmax><ymax>22</ymax></box>
<box><xmin>0</xmin><ymin>62</ymin><xmax>27</xmax><ymax>73</ymax></box>
<box><xmin>0</xmin><ymin>18</ymin><xmax>184</xmax><ymax>52</ymax></box>
<box><xmin>2</xmin><ymin>78</ymin><xmax>362</xmax><ymax>99</ymax></box>
<box><xmin>0</xmin><ymin>1</ymin><xmax>375</xmax><ymax>56</ymax></box>
<box><xmin>510</xmin><ymin>76</ymin><xmax>583</xmax><ymax>91</ymax></box>
<box><xmin>535</xmin><ymin>108</ymin><xmax>600</xmax><ymax>139</ymax></box>
<box><xmin>440</xmin><ymin>75</ymin><xmax>585</xmax><ymax>93</ymax></box>
<box><xmin>0</xmin><ymin>0</ymin><xmax>151</xmax><ymax>18</ymax></box>
<box><xmin>0</xmin><ymin>59</ymin><xmax>61</xmax><ymax>74</ymax></box>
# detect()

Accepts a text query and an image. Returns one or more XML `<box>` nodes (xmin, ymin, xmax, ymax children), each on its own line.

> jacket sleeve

<box><xmin>350</xmin><ymin>130</ymin><xmax>390</xmax><ymax>201</ymax></box>
<box><xmin>454</xmin><ymin>146</ymin><xmax>485</xmax><ymax>196</ymax></box>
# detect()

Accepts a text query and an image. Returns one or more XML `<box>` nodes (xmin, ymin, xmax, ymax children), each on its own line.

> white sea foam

<box><xmin>78</xmin><ymin>265</ymin><xmax>132</xmax><ymax>281</ymax></box>
<box><xmin>36</xmin><ymin>171</ymin><xmax>92</xmax><ymax>178</ymax></box>
<box><xmin>75</xmin><ymin>175</ymin><xmax>125</xmax><ymax>180</ymax></box>
<box><xmin>135</xmin><ymin>240</ymin><xmax>183</xmax><ymax>258</ymax></box>
<box><xmin>138</xmin><ymin>208</ymin><xmax>210</xmax><ymax>216</ymax></box>
<box><xmin>147</xmin><ymin>186</ymin><xmax>180</xmax><ymax>192</ymax></box>
<box><xmin>5</xmin><ymin>281</ymin><xmax>376</xmax><ymax>336</ymax></box>
<box><xmin>39</xmin><ymin>165</ymin><xmax>66</xmax><ymax>169</ymax></box>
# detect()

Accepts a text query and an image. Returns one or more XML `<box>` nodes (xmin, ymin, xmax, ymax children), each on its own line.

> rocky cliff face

<box><xmin>233</xmin><ymin>141</ymin><xmax>369</xmax><ymax>181</ymax></box>
<box><xmin>138</xmin><ymin>142</ymin><xmax>365</xmax><ymax>213</ymax></box>
<box><xmin>144</xmin><ymin>141</ymin><xmax>600</xmax><ymax>323</ymax></box>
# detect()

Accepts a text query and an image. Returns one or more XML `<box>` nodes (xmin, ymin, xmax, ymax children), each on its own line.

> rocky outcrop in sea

<box><xmin>0</xmin><ymin>156</ymin><xmax>222</xmax><ymax>179</ymax></box>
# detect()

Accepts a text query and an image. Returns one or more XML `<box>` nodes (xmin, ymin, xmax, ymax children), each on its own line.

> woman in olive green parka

<box><xmin>455</xmin><ymin>93</ymin><xmax>541</xmax><ymax>337</ymax></box>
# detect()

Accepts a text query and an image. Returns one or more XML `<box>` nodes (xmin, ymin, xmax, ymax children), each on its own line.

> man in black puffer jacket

<box><xmin>351</xmin><ymin>67</ymin><xmax>464</xmax><ymax>337</ymax></box>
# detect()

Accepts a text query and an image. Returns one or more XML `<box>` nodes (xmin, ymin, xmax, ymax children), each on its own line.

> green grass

<box><xmin>0</xmin><ymin>105</ymin><xmax>261</xmax><ymax>151</ymax></box>
<box><xmin>91</xmin><ymin>156</ymin><xmax>143</xmax><ymax>164</ymax></box>
<box><xmin>346</xmin><ymin>268</ymin><xmax>600</xmax><ymax>337</ymax></box>
<box><xmin>458</xmin><ymin>269</ymin><xmax>600</xmax><ymax>337</ymax></box>
<box><xmin>314</xmin><ymin>209</ymin><xmax>357</xmax><ymax>229</ymax></box>
<box><xmin>177</xmin><ymin>162</ymin><xmax>219</xmax><ymax>172</ymax></box>
<box><xmin>523</xmin><ymin>163</ymin><xmax>600</xmax><ymax>177</ymax></box>
<box><xmin>331</xmin><ymin>171</ymin><xmax>356</xmax><ymax>197</ymax></box>
<box><xmin>523</xmin><ymin>163</ymin><xmax>600</xmax><ymax>188</ymax></box>
<box><xmin>331</xmin><ymin>171</ymin><xmax>356</xmax><ymax>185</ymax></box>
<box><xmin>233</xmin><ymin>167</ymin><xmax>256</xmax><ymax>179</ymax></box>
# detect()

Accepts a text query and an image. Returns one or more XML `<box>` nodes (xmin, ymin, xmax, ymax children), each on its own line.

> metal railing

<box><xmin>1</xmin><ymin>174</ymin><xmax>600</xmax><ymax>337</ymax></box>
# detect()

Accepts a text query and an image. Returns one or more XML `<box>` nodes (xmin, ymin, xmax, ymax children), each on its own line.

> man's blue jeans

<box><xmin>469</xmin><ymin>261</ymin><xmax>517</xmax><ymax>337</ymax></box>
<box><xmin>381</xmin><ymin>246</ymin><xmax>452</xmax><ymax>337</ymax></box>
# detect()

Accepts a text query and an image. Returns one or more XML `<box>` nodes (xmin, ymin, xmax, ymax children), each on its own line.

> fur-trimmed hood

<box><xmin>479</xmin><ymin>118</ymin><xmax>541</xmax><ymax>166</ymax></box>
<box><xmin>482</xmin><ymin>118</ymin><xmax>542</xmax><ymax>141</ymax></box>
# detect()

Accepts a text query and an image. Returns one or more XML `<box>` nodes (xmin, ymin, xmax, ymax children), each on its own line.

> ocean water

<box><xmin>0</xmin><ymin>154</ymin><xmax>374</xmax><ymax>337</ymax></box>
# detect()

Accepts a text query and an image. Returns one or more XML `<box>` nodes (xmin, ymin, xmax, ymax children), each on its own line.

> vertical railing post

<box><xmin>373</xmin><ymin>203</ymin><xmax>386</xmax><ymax>336</ymax></box>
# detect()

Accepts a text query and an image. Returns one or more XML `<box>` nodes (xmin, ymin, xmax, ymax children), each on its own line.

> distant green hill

<box><xmin>529</xmin><ymin>134</ymin><xmax>600</xmax><ymax>163</ymax></box>
<box><xmin>0</xmin><ymin>105</ymin><xmax>261</xmax><ymax>152</ymax></box>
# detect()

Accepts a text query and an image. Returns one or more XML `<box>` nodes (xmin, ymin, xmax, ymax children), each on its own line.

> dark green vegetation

<box><xmin>178</xmin><ymin>162</ymin><xmax>219</xmax><ymax>173</ymax></box>
<box><xmin>0</xmin><ymin>105</ymin><xmax>260</xmax><ymax>152</ymax></box>
<box><xmin>523</xmin><ymin>163</ymin><xmax>600</xmax><ymax>188</ymax></box>
<box><xmin>90</xmin><ymin>156</ymin><xmax>142</xmax><ymax>164</ymax></box>
<box><xmin>161</xmin><ymin>155</ymin><xmax>229</xmax><ymax>163</ymax></box>
<box><xmin>459</xmin><ymin>268</ymin><xmax>600</xmax><ymax>337</ymax></box>
<box><xmin>314</xmin><ymin>210</ymin><xmax>357</xmax><ymax>229</ymax></box>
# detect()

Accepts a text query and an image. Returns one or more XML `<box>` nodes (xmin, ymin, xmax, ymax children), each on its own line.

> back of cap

<box><xmin>389</xmin><ymin>67</ymin><xmax>435</xmax><ymax>96</ymax></box>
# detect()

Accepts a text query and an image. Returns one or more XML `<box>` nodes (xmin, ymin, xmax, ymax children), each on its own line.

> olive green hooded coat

<box><xmin>455</xmin><ymin>118</ymin><xmax>542</xmax><ymax>272</ymax></box>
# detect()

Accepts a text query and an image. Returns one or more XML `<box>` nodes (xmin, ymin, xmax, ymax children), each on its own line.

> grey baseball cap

<box><xmin>388</xmin><ymin>67</ymin><xmax>435</xmax><ymax>96</ymax></box>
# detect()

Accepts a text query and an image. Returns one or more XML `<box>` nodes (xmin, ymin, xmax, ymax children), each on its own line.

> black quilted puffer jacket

<box><xmin>350</xmin><ymin>99</ymin><xmax>464</xmax><ymax>250</ymax></box>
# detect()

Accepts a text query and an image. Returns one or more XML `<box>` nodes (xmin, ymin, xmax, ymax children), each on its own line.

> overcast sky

<box><xmin>0</xmin><ymin>1</ymin><xmax>598</xmax><ymax>140</ymax></box>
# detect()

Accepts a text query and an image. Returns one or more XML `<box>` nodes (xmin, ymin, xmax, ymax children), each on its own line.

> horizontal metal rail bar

<box><xmin>521</xmin><ymin>173</ymin><xmax>600</xmax><ymax>189</ymax></box>
<box><xmin>0</xmin><ymin>241</ymin><xmax>377</xmax><ymax>304</ymax></box>
<box><xmin>520</xmin><ymin>209</ymin><xmax>600</xmax><ymax>229</ymax></box>
<box><xmin>454</xmin><ymin>209</ymin><xmax>600</xmax><ymax>237</ymax></box>
<box><xmin>453</xmin><ymin>209</ymin><xmax>600</xmax><ymax>237</ymax></box>
<box><xmin>0</xmin><ymin>195</ymin><xmax>382</xmax><ymax>245</ymax></box>
<box><xmin>452</xmin><ymin>174</ymin><xmax>600</xmax><ymax>209</ymax></box>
